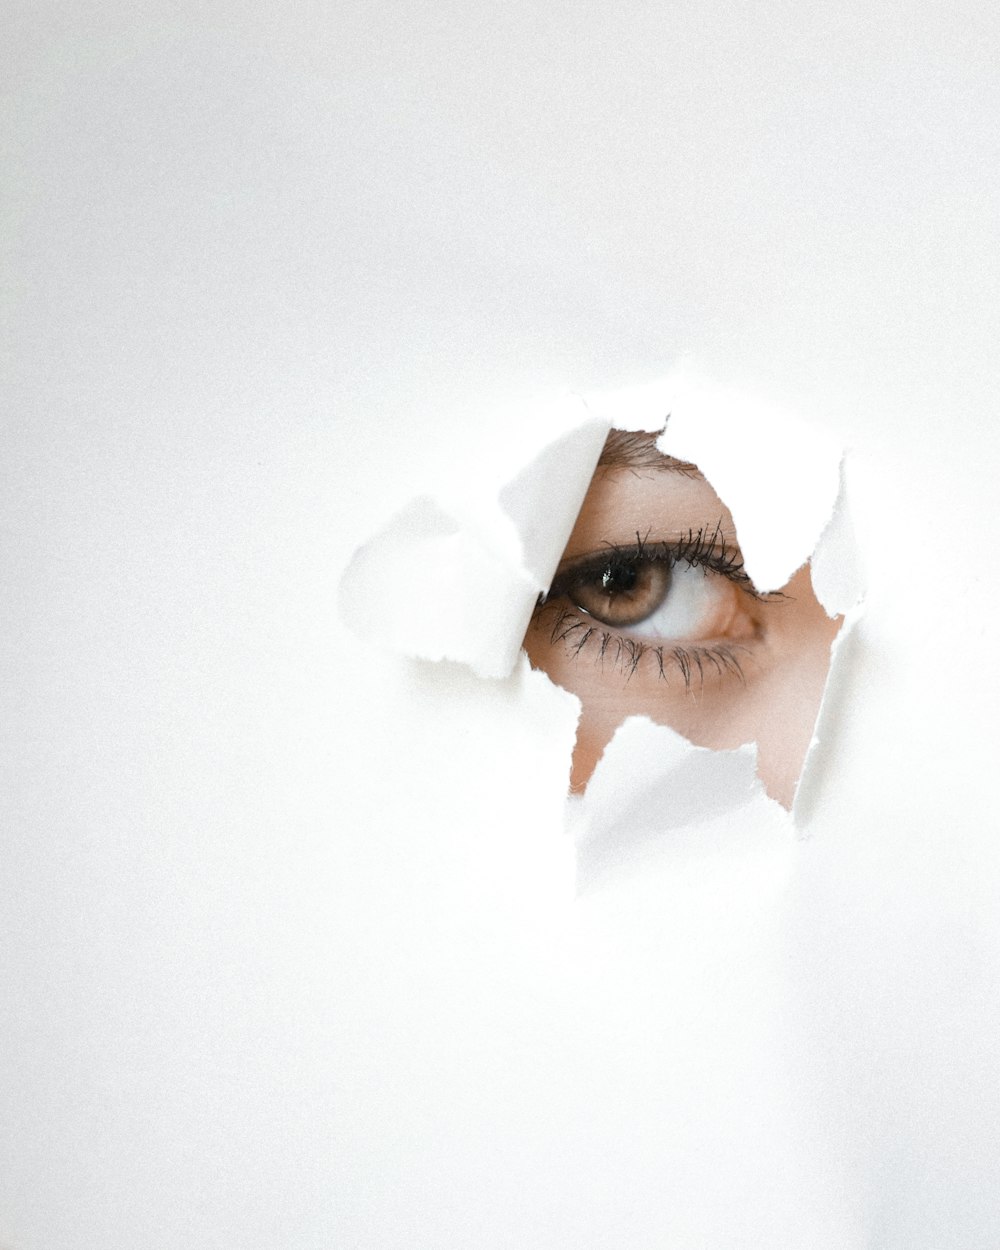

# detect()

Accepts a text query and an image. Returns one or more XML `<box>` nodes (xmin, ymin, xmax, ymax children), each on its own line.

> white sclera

<box><xmin>621</xmin><ymin>564</ymin><xmax>722</xmax><ymax>642</ymax></box>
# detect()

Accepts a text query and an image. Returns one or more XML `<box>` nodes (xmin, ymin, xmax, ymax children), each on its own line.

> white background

<box><xmin>4</xmin><ymin>2</ymin><xmax>1000</xmax><ymax>1246</ymax></box>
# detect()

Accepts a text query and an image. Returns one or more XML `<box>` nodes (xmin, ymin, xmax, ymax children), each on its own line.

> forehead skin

<box><xmin>561</xmin><ymin>461</ymin><xmax>736</xmax><ymax>564</ymax></box>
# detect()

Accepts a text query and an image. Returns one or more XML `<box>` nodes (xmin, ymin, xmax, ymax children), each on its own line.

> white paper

<box><xmin>6</xmin><ymin>6</ymin><xmax>1000</xmax><ymax>1249</ymax></box>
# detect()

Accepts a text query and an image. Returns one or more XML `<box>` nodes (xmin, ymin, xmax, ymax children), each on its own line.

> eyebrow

<box><xmin>597</xmin><ymin>429</ymin><xmax>700</xmax><ymax>475</ymax></box>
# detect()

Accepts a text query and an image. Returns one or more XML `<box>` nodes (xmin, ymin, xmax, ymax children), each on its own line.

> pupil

<box><xmin>601</xmin><ymin>563</ymin><xmax>638</xmax><ymax>595</ymax></box>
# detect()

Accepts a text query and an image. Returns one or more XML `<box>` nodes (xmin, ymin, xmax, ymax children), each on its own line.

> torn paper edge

<box><xmin>790</xmin><ymin>601</ymin><xmax>865</xmax><ymax>828</ymax></box>
<box><xmin>337</xmin><ymin>400</ymin><xmax>611</xmax><ymax>679</ymax></box>
<box><xmin>567</xmin><ymin>716</ymin><xmax>774</xmax><ymax>890</ymax></box>
<box><xmin>654</xmin><ymin>377</ymin><xmax>843</xmax><ymax>594</ymax></box>
<box><xmin>809</xmin><ymin>455</ymin><xmax>865</xmax><ymax>619</ymax></box>
<box><xmin>338</xmin><ymin>378</ymin><xmax>866</xmax><ymax>864</ymax></box>
<box><xmin>337</xmin><ymin>382</ymin><xmax>673</xmax><ymax>680</ymax></box>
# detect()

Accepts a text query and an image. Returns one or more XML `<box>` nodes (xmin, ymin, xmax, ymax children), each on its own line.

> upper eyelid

<box><xmin>554</xmin><ymin>539</ymin><xmax>734</xmax><ymax>578</ymax></box>
<box><xmin>546</xmin><ymin>528</ymin><xmax>753</xmax><ymax>595</ymax></box>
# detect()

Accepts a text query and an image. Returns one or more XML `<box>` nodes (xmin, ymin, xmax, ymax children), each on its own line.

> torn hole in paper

<box><xmin>525</xmin><ymin>387</ymin><xmax>857</xmax><ymax>812</ymax></box>
<box><xmin>338</xmin><ymin>379</ymin><xmax>863</xmax><ymax>847</ymax></box>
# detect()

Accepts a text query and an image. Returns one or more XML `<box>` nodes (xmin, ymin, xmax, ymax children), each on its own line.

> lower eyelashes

<box><xmin>533</xmin><ymin>601</ymin><xmax>755</xmax><ymax>688</ymax></box>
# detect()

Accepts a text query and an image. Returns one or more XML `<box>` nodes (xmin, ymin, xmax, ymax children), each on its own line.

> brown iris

<box><xmin>568</xmin><ymin>557</ymin><xmax>673</xmax><ymax>628</ymax></box>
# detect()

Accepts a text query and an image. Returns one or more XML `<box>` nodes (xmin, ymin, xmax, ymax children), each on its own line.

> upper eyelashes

<box><xmin>546</xmin><ymin>524</ymin><xmax>760</xmax><ymax>597</ymax></box>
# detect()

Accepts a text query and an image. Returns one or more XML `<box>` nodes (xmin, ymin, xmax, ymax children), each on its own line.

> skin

<box><xmin>522</xmin><ymin>453</ymin><xmax>843</xmax><ymax>809</ymax></box>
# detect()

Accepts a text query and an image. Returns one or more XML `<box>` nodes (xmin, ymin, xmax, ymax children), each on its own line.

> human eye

<box><xmin>540</xmin><ymin>527</ymin><xmax>762</xmax><ymax>676</ymax></box>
